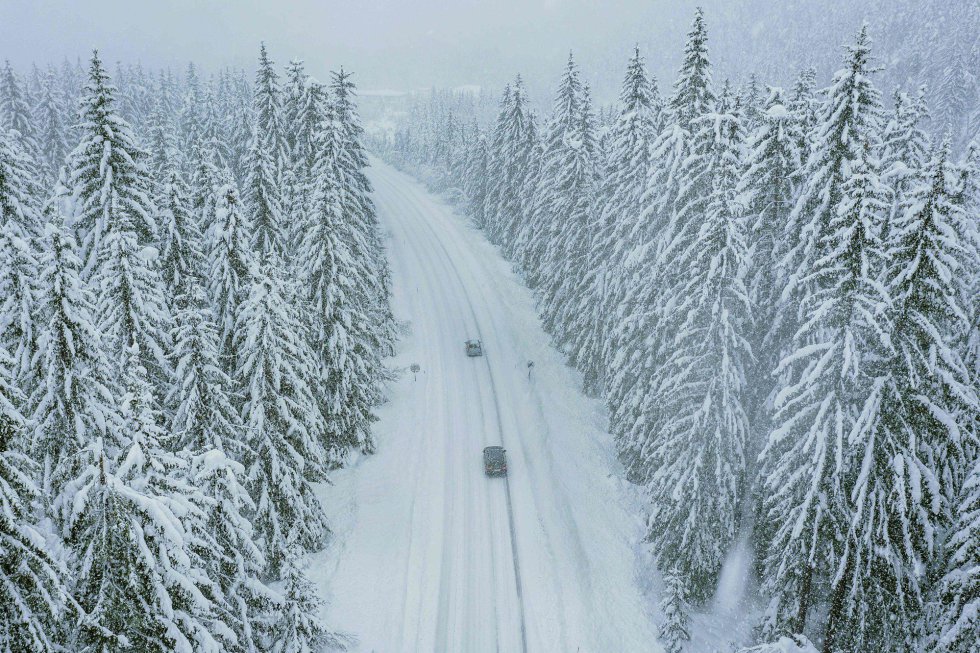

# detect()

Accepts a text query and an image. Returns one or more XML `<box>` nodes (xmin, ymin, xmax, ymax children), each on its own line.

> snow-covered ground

<box><xmin>308</xmin><ymin>158</ymin><xmax>661</xmax><ymax>652</ymax></box>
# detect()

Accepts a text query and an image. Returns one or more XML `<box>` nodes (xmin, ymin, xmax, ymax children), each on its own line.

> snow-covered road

<box><xmin>311</xmin><ymin>158</ymin><xmax>661</xmax><ymax>652</ymax></box>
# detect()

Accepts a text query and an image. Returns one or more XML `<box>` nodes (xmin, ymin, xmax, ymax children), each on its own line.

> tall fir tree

<box><xmin>189</xmin><ymin>448</ymin><xmax>279</xmax><ymax>653</ymax></box>
<box><xmin>666</xmin><ymin>7</ymin><xmax>715</xmax><ymax>132</ymax></box>
<box><xmin>246</xmin><ymin>45</ymin><xmax>286</xmax><ymax>260</ymax></box>
<box><xmin>271</xmin><ymin>558</ymin><xmax>348</xmax><ymax>653</ymax></box>
<box><xmin>0</xmin><ymin>61</ymin><xmax>41</xmax><ymax>161</ymax></box>
<box><xmin>90</xmin><ymin>163</ymin><xmax>173</xmax><ymax>389</ymax></box>
<box><xmin>36</xmin><ymin>66</ymin><xmax>70</xmax><ymax>184</ymax></box>
<box><xmin>64</xmin><ymin>51</ymin><xmax>157</xmax><ymax>277</ymax></box>
<box><xmin>0</xmin><ymin>127</ymin><xmax>43</xmax><ymax>382</ymax></box>
<box><xmin>57</xmin><ymin>427</ymin><xmax>222</xmax><ymax>652</ymax></box>
<box><xmin>610</xmin><ymin>9</ymin><xmax>716</xmax><ymax>463</ymax></box>
<box><xmin>755</xmin><ymin>26</ymin><xmax>892</xmax><ymax>647</ymax></box>
<box><xmin>540</xmin><ymin>84</ymin><xmax>602</xmax><ymax>364</ymax></box>
<box><xmin>234</xmin><ymin>257</ymin><xmax>328</xmax><ymax>577</ymax></box>
<box><xmin>169</xmin><ymin>283</ymin><xmax>245</xmax><ymax>455</ymax></box>
<box><xmin>299</xmin><ymin>100</ymin><xmax>381</xmax><ymax>458</ymax></box>
<box><xmin>589</xmin><ymin>46</ymin><xmax>658</xmax><ymax>395</ymax></box>
<box><xmin>282</xmin><ymin>59</ymin><xmax>308</xmax><ymax>171</ymax></box>
<box><xmin>788</xmin><ymin>68</ymin><xmax>819</xmax><ymax>167</ymax></box>
<box><xmin>736</xmin><ymin>87</ymin><xmax>802</xmax><ymax>437</ymax></box>
<box><xmin>643</xmin><ymin>105</ymin><xmax>752</xmax><ymax>603</ymax></box>
<box><xmin>517</xmin><ymin>54</ymin><xmax>582</xmax><ymax>283</ymax></box>
<box><xmin>659</xmin><ymin>570</ymin><xmax>692</xmax><ymax>653</ymax></box>
<box><xmin>881</xmin><ymin>87</ymin><xmax>931</xmax><ymax>242</ymax></box>
<box><xmin>206</xmin><ymin>178</ymin><xmax>254</xmax><ymax>370</ymax></box>
<box><xmin>858</xmin><ymin>141</ymin><xmax>980</xmax><ymax>651</ymax></box>
<box><xmin>0</xmin><ymin>345</ymin><xmax>68</xmax><ymax>652</ymax></box>
<box><xmin>329</xmin><ymin>67</ymin><xmax>397</xmax><ymax>363</ymax></box>
<box><xmin>463</xmin><ymin>128</ymin><xmax>491</xmax><ymax>228</ymax></box>
<box><xmin>932</xmin><ymin>455</ymin><xmax>980</xmax><ymax>653</ymax></box>
<box><xmin>30</xmin><ymin>217</ymin><xmax>117</xmax><ymax>496</ymax></box>
<box><xmin>484</xmin><ymin>76</ymin><xmax>538</xmax><ymax>256</ymax></box>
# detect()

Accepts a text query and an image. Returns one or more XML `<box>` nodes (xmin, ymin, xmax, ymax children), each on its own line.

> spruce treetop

<box><xmin>669</xmin><ymin>7</ymin><xmax>715</xmax><ymax>130</ymax></box>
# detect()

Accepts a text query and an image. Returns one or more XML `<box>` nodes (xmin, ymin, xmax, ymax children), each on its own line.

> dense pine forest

<box><xmin>377</xmin><ymin>12</ymin><xmax>980</xmax><ymax>653</ymax></box>
<box><xmin>0</xmin><ymin>45</ymin><xmax>394</xmax><ymax>651</ymax></box>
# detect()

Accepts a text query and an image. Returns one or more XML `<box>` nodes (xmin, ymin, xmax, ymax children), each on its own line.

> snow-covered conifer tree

<box><xmin>788</xmin><ymin>68</ymin><xmax>819</xmax><ymax>165</ymax></box>
<box><xmin>206</xmin><ymin>179</ymin><xmax>254</xmax><ymax>368</ymax></box>
<box><xmin>0</xmin><ymin>127</ymin><xmax>43</xmax><ymax>382</ymax></box>
<box><xmin>30</xmin><ymin>218</ymin><xmax>116</xmax><ymax>494</ymax></box>
<box><xmin>246</xmin><ymin>45</ymin><xmax>286</xmax><ymax>260</ymax></box>
<box><xmin>881</xmin><ymin>87</ymin><xmax>931</xmax><ymax>243</ymax></box>
<box><xmin>539</xmin><ymin>84</ymin><xmax>601</xmax><ymax>359</ymax></box>
<box><xmin>252</xmin><ymin>45</ymin><xmax>285</xmax><ymax>165</ymax></box>
<box><xmin>483</xmin><ymin>76</ymin><xmax>538</xmax><ymax>254</ymax></box>
<box><xmin>190</xmin><ymin>140</ymin><xmax>223</xmax><ymax>232</ymax></box>
<box><xmin>516</xmin><ymin>54</ymin><xmax>582</xmax><ymax>282</ymax></box>
<box><xmin>932</xmin><ymin>455</ymin><xmax>980</xmax><ymax>653</ymax></box>
<box><xmin>0</xmin><ymin>61</ymin><xmax>41</xmax><ymax>161</ymax></box>
<box><xmin>158</xmin><ymin>167</ymin><xmax>203</xmax><ymax>307</ymax></box>
<box><xmin>245</xmin><ymin>130</ymin><xmax>284</xmax><ymax>260</ymax></box>
<box><xmin>741</xmin><ymin>73</ymin><xmax>765</xmax><ymax>128</ymax></box>
<box><xmin>189</xmin><ymin>449</ymin><xmax>279</xmax><ymax>652</ymax></box>
<box><xmin>329</xmin><ymin>67</ymin><xmax>397</xmax><ymax>357</ymax></box>
<box><xmin>935</xmin><ymin>53</ymin><xmax>972</xmax><ymax>149</ymax></box>
<box><xmin>756</xmin><ymin>26</ymin><xmax>891</xmax><ymax>645</ymax></box>
<box><xmin>659</xmin><ymin>570</ymin><xmax>691</xmax><ymax>653</ymax></box>
<box><xmin>587</xmin><ymin>47</ymin><xmax>657</xmax><ymax>394</ymax></box>
<box><xmin>665</xmin><ymin>7</ymin><xmax>714</xmax><ymax>132</ymax></box>
<box><xmin>643</xmin><ymin>106</ymin><xmax>751</xmax><ymax>602</ymax></box>
<box><xmin>736</xmin><ymin>88</ymin><xmax>802</xmax><ymax>428</ymax></box>
<box><xmin>64</xmin><ymin>51</ymin><xmax>157</xmax><ymax>276</ymax></box>
<box><xmin>463</xmin><ymin>128</ymin><xmax>491</xmax><ymax>227</ymax></box>
<box><xmin>609</xmin><ymin>9</ymin><xmax>716</xmax><ymax>458</ymax></box>
<box><xmin>282</xmin><ymin>59</ymin><xmax>308</xmax><ymax>170</ymax></box>
<box><xmin>0</xmin><ymin>346</ymin><xmax>68</xmax><ymax>652</ymax></box>
<box><xmin>180</xmin><ymin>63</ymin><xmax>205</xmax><ymax>158</ymax></box>
<box><xmin>271</xmin><ymin>559</ymin><xmax>348</xmax><ymax>653</ymax></box>
<box><xmin>90</xmin><ymin>166</ymin><xmax>173</xmax><ymax>386</ymax></box>
<box><xmin>36</xmin><ymin>67</ymin><xmax>69</xmax><ymax>184</ymax></box>
<box><xmin>234</xmin><ymin>257</ymin><xmax>328</xmax><ymax>577</ymax></box>
<box><xmin>841</xmin><ymin>139</ymin><xmax>980</xmax><ymax>651</ymax></box>
<box><xmin>169</xmin><ymin>283</ymin><xmax>245</xmax><ymax>454</ymax></box>
<box><xmin>151</xmin><ymin>109</ymin><xmax>204</xmax><ymax>311</ymax></box>
<box><xmin>53</xmin><ymin>337</ymin><xmax>228</xmax><ymax>652</ymax></box>
<box><xmin>299</xmin><ymin>103</ymin><xmax>383</xmax><ymax>458</ymax></box>
<box><xmin>58</xmin><ymin>439</ymin><xmax>221</xmax><ymax>653</ymax></box>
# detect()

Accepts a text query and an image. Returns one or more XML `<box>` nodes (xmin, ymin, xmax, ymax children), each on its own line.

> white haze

<box><xmin>3</xmin><ymin>0</ymin><xmax>976</xmax><ymax>103</ymax></box>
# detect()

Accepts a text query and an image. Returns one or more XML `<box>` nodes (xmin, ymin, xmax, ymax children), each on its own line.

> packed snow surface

<box><xmin>309</xmin><ymin>158</ymin><xmax>660</xmax><ymax>652</ymax></box>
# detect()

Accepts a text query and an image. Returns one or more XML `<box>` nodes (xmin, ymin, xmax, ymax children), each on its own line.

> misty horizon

<box><xmin>4</xmin><ymin>0</ymin><xmax>975</xmax><ymax>104</ymax></box>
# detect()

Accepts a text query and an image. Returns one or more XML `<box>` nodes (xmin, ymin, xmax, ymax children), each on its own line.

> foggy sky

<box><xmin>0</xmin><ymin>0</ymin><xmax>963</xmax><ymax>101</ymax></box>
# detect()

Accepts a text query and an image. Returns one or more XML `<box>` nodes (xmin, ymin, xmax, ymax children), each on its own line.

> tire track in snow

<box><xmin>405</xmin><ymin>185</ymin><xmax>588</xmax><ymax>647</ymax></box>
<box><xmin>395</xmin><ymin>179</ymin><xmax>529</xmax><ymax>653</ymax></box>
<box><xmin>370</xmin><ymin>173</ymin><xmax>449</xmax><ymax>651</ymax></box>
<box><xmin>375</xmin><ymin>174</ymin><xmax>463</xmax><ymax>651</ymax></box>
<box><xmin>413</xmin><ymin>192</ymin><xmax>527</xmax><ymax>653</ymax></box>
<box><xmin>384</xmin><ymin>169</ymin><xmax>605</xmax><ymax>652</ymax></box>
<box><xmin>373</xmin><ymin>172</ymin><xmax>509</xmax><ymax>652</ymax></box>
<box><xmin>430</xmin><ymin>235</ymin><xmax>529</xmax><ymax>653</ymax></box>
<box><xmin>353</xmin><ymin>159</ymin><xmax>661</xmax><ymax>653</ymax></box>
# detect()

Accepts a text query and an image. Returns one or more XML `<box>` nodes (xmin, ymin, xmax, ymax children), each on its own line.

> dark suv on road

<box><xmin>483</xmin><ymin>446</ymin><xmax>507</xmax><ymax>476</ymax></box>
<box><xmin>465</xmin><ymin>339</ymin><xmax>483</xmax><ymax>357</ymax></box>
